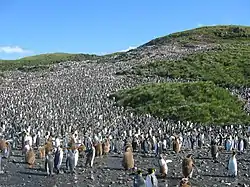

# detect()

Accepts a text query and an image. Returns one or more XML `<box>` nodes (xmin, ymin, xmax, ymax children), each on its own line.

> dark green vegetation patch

<box><xmin>0</xmin><ymin>53</ymin><xmax>98</xmax><ymax>72</ymax></box>
<box><xmin>111</xmin><ymin>81</ymin><xmax>250</xmax><ymax>125</ymax></box>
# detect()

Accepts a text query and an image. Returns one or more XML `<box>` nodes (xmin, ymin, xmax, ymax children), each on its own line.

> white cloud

<box><xmin>119</xmin><ymin>46</ymin><xmax>137</xmax><ymax>52</ymax></box>
<box><xmin>0</xmin><ymin>46</ymin><xmax>32</xmax><ymax>54</ymax></box>
<box><xmin>197</xmin><ymin>23</ymin><xmax>216</xmax><ymax>27</ymax></box>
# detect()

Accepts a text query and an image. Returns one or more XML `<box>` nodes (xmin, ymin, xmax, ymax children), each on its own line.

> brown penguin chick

<box><xmin>44</xmin><ymin>141</ymin><xmax>53</xmax><ymax>155</ymax></box>
<box><xmin>182</xmin><ymin>154</ymin><xmax>196</xmax><ymax>178</ymax></box>
<box><xmin>173</xmin><ymin>136</ymin><xmax>181</xmax><ymax>153</ymax></box>
<box><xmin>122</xmin><ymin>146</ymin><xmax>134</xmax><ymax>170</ymax></box>
<box><xmin>38</xmin><ymin>146</ymin><xmax>46</xmax><ymax>159</ymax></box>
<box><xmin>78</xmin><ymin>144</ymin><xmax>86</xmax><ymax>153</ymax></box>
<box><xmin>124</xmin><ymin>143</ymin><xmax>133</xmax><ymax>153</ymax></box>
<box><xmin>95</xmin><ymin>142</ymin><xmax>103</xmax><ymax>157</ymax></box>
<box><xmin>179</xmin><ymin>178</ymin><xmax>191</xmax><ymax>187</ymax></box>
<box><xmin>26</xmin><ymin>148</ymin><xmax>36</xmax><ymax>168</ymax></box>
<box><xmin>0</xmin><ymin>139</ymin><xmax>7</xmax><ymax>151</ymax></box>
<box><xmin>102</xmin><ymin>139</ymin><xmax>110</xmax><ymax>155</ymax></box>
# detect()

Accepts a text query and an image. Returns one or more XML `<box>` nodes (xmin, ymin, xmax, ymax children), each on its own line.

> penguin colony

<box><xmin>0</xmin><ymin>48</ymin><xmax>249</xmax><ymax>186</ymax></box>
<box><xmin>0</xmin><ymin>125</ymin><xmax>247</xmax><ymax>186</ymax></box>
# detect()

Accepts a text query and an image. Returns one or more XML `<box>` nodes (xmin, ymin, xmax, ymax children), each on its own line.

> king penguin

<box><xmin>158</xmin><ymin>154</ymin><xmax>172</xmax><ymax>177</ymax></box>
<box><xmin>54</xmin><ymin>146</ymin><xmax>64</xmax><ymax>174</ymax></box>
<box><xmin>226</xmin><ymin>137</ymin><xmax>233</xmax><ymax>152</ymax></box>
<box><xmin>45</xmin><ymin>151</ymin><xmax>54</xmax><ymax>176</ymax></box>
<box><xmin>211</xmin><ymin>140</ymin><xmax>219</xmax><ymax>162</ymax></box>
<box><xmin>85</xmin><ymin>144</ymin><xmax>95</xmax><ymax>168</ymax></box>
<box><xmin>133</xmin><ymin>169</ymin><xmax>146</xmax><ymax>187</ymax></box>
<box><xmin>227</xmin><ymin>150</ymin><xmax>237</xmax><ymax>177</ymax></box>
<box><xmin>145</xmin><ymin>168</ymin><xmax>158</xmax><ymax>187</ymax></box>
<box><xmin>66</xmin><ymin>147</ymin><xmax>77</xmax><ymax>174</ymax></box>
<box><xmin>238</xmin><ymin>138</ymin><xmax>244</xmax><ymax>154</ymax></box>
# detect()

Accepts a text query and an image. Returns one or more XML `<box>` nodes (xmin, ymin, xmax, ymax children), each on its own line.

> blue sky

<box><xmin>0</xmin><ymin>0</ymin><xmax>250</xmax><ymax>60</ymax></box>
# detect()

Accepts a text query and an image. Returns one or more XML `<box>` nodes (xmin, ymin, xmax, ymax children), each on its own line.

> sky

<box><xmin>0</xmin><ymin>0</ymin><xmax>250</xmax><ymax>60</ymax></box>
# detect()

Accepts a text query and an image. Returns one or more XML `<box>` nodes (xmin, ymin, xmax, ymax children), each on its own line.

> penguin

<box><xmin>45</xmin><ymin>151</ymin><xmax>54</xmax><ymax>176</ymax></box>
<box><xmin>238</xmin><ymin>138</ymin><xmax>244</xmax><ymax>154</ymax></box>
<box><xmin>78</xmin><ymin>144</ymin><xmax>86</xmax><ymax>157</ymax></box>
<box><xmin>23</xmin><ymin>142</ymin><xmax>31</xmax><ymax>155</ymax></box>
<box><xmin>0</xmin><ymin>140</ymin><xmax>11</xmax><ymax>159</ymax></box>
<box><xmin>227</xmin><ymin>151</ymin><xmax>237</xmax><ymax>177</ymax></box>
<box><xmin>179</xmin><ymin>178</ymin><xmax>191</xmax><ymax>187</ymax></box>
<box><xmin>54</xmin><ymin>146</ymin><xmax>64</xmax><ymax>174</ymax></box>
<box><xmin>211</xmin><ymin>140</ymin><xmax>219</xmax><ymax>162</ymax></box>
<box><xmin>122</xmin><ymin>145</ymin><xmax>134</xmax><ymax>170</ymax></box>
<box><xmin>3</xmin><ymin>142</ymin><xmax>11</xmax><ymax>158</ymax></box>
<box><xmin>0</xmin><ymin>151</ymin><xmax>4</xmax><ymax>174</ymax></box>
<box><xmin>45</xmin><ymin>141</ymin><xmax>53</xmax><ymax>155</ymax></box>
<box><xmin>25</xmin><ymin>148</ymin><xmax>35</xmax><ymax>168</ymax></box>
<box><xmin>85</xmin><ymin>144</ymin><xmax>95</xmax><ymax>168</ymax></box>
<box><xmin>173</xmin><ymin>136</ymin><xmax>181</xmax><ymax>153</ymax></box>
<box><xmin>133</xmin><ymin>169</ymin><xmax>146</xmax><ymax>187</ymax></box>
<box><xmin>182</xmin><ymin>154</ymin><xmax>198</xmax><ymax>178</ymax></box>
<box><xmin>158</xmin><ymin>154</ymin><xmax>172</xmax><ymax>177</ymax></box>
<box><xmin>0</xmin><ymin>139</ymin><xmax>7</xmax><ymax>152</ymax></box>
<box><xmin>102</xmin><ymin>139</ymin><xmax>110</xmax><ymax>155</ymax></box>
<box><xmin>226</xmin><ymin>137</ymin><xmax>233</xmax><ymax>152</ymax></box>
<box><xmin>72</xmin><ymin>146</ymin><xmax>79</xmax><ymax>168</ymax></box>
<box><xmin>66</xmin><ymin>148</ymin><xmax>76</xmax><ymax>173</ymax></box>
<box><xmin>124</xmin><ymin>143</ymin><xmax>133</xmax><ymax>153</ymax></box>
<box><xmin>38</xmin><ymin>146</ymin><xmax>46</xmax><ymax>159</ymax></box>
<box><xmin>95</xmin><ymin>142</ymin><xmax>103</xmax><ymax>157</ymax></box>
<box><xmin>145</xmin><ymin>168</ymin><xmax>158</xmax><ymax>187</ymax></box>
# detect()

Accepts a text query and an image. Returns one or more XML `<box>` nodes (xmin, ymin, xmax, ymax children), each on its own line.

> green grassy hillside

<box><xmin>141</xmin><ymin>25</ymin><xmax>250</xmax><ymax>47</ymax></box>
<box><xmin>0</xmin><ymin>53</ymin><xmax>98</xmax><ymax>72</ymax></box>
<box><xmin>132</xmin><ymin>44</ymin><xmax>250</xmax><ymax>87</ymax></box>
<box><xmin>113</xmin><ymin>25</ymin><xmax>250</xmax><ymax>125</ymax></box>
<box><xmin>111</xmin><ymin>81</ymin><xmax>250</xmax><ymax>125</ymax></box>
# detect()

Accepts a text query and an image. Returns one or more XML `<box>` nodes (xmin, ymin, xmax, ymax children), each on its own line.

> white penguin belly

<box><xmin>228</xmin><ymin>158</ymin><xmax>237</xmax><ymax>176</ymax></box>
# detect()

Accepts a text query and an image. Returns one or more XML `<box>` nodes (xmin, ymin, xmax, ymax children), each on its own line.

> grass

<box><xmin>0</xmin><ymin>53</ymin><xmax>99</xmax><ymax>72</ymax></box>
<box><xmin>113</xmin><ymin>25</ymin><xmax>250</xmax><ymax>125</ymax></box>
<box><xmin>131</xmin><ymin>44</ymin><xmax>250</xmax><ymax>88</ymax></box>
<box><xmin>111</xmin><ymin>81</ymin><xmax>250</xmax><ymax>125</ymax></box>
<box><xmin>141</xmin><ymin>25</ymin><xmax>250</xmax><ymax>47</ymax></box>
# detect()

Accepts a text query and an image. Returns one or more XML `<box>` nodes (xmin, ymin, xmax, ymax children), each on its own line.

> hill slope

<box><xmin>0</xmin><ymin>53</ymin><xmax>99</xmax><ymax>72</ymax></box>
<box><xmin>140</xmin><ymin>25</ymin><xmax>250</xmax><ymax>47</ymax></box>
<box><xmin>112</xmin><ymin>25</ymin><xmax>250</xmax><ymax>125</ymax></box>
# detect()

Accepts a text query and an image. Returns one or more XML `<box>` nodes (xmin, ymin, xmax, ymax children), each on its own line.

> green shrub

<box><xmin>111</xmin><ymin>81</ymin><xmax>250</xmax><ymax>125</ymax></box>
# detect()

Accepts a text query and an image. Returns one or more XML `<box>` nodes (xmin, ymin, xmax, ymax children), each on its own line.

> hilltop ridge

<box><xmin>1</xmin><ymin>25</ymin><xmax>250</xmax><ymax>72</ymax></box>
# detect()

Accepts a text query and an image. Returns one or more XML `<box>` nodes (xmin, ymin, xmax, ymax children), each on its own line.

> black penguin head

<box><xmin>137</xmin><ymin>170</ymin><xmax>142</xmax><ymax>175</ymax></box>
<box><xmin>187</xmin><ymin>154</ymin><xmax>193</xmax><ymax>158</ymax></box>
<box><xmin>148</xmin><ymin>168</ymin><xmax>155</xmax><ymax>174</ymax></box>
<box><xmin>232</xmin><ymin>150</ymin><xmax>237</xmax><ymax>156</ymax></box>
